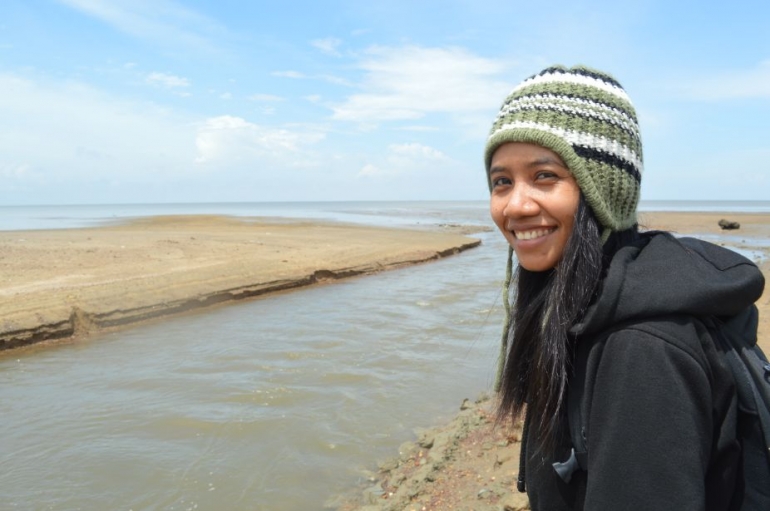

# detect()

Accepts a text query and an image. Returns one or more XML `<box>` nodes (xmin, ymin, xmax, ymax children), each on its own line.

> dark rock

<box><xmin>718</xmin><ymin>219</ymin><xmax>740</xmax><ymax>230</ymax></box>
<box><xmin>378</xmin><ymin>458</ymin><xmax>399</xmax><ymax>472</ymax></box>
<box><xmin>417</xmin><ymin>433</ymin><xmax>434</xmax><ymax>449</ymax></box>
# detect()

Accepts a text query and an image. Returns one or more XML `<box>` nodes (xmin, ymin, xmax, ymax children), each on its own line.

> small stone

<box><xmin>378</xmin><ymin>458</ymin><xmax>399</xmax><ymax>472</ymax></box>
<box><xmin>417</xmin><ymin>434</ymin><xmax>435</xmax><ymax>449</ymax></box>
<box><xmin>460</xmin><ymin>398</ymin><xmax>472</xmax><ymax>410</ymax></box>
<box><xmin>477</xmin><ymin>488</ymin><xmax>494</xmax><ymax>499</ymax></box>
<box><xmin>718</xmin><ymin>219</ymin><xmax>740</xmax><ymax>230</ymax></box>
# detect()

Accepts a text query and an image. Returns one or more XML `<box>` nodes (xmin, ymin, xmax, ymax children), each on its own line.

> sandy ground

<box><xmin>338</xmin><ymin>211</ymin><xmax>770</xmax><ymax>511</ymax></box>
<box><xmin>0</xmin><ymin>215</ymin><xmax>481</xmax><ymax>351</ymax></box>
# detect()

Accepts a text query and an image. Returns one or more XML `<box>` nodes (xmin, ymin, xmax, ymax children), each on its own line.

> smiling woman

<box><xmin>483</xmin><ymin>65</ymin><xmax>766</xmax><ymax>510</ymax></box>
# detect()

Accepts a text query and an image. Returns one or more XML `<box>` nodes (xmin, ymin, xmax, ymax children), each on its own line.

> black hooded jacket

<box><xmin>524</xmin><ymin>232</ymin><xmax>765</xmax><ymax>510</ymax></box>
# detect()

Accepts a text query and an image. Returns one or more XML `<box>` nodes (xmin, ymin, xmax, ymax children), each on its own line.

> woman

<box><xmin>485</xmin><ymin>65</ymin><xmax>765</xmax><ymax>510</ymax></box>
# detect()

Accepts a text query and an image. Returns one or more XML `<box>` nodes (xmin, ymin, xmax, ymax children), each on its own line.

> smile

<box><xmin>514</xmin><ymin>228</ymin><xmax>556</xmax><ymax>240</ymax></box>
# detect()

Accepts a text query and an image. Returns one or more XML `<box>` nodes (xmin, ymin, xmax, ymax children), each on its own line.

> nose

<box><xmin>503</xmin><ymin>182</ymin><xmax>539</xmax><ymax>218</ymax></box>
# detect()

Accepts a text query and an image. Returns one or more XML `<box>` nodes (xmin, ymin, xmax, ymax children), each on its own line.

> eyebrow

<box><xmin>489</xmin><ymin>157</ymin><xmax>567</xmax><ymax>175</ymax></box>
<box><xmin>528</xmin><ymin>156</ymin><xmax>567</xmax><ymax>168</ymax></box>
<box><xmin>489</xmin><ymin>165</ymin><xmax>506</xmax><ymax>175</ymax></box>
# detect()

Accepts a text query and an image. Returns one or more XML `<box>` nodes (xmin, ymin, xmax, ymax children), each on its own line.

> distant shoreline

<box><xmin>3</xmin><ymin>200</ymin><xmax>770</xmax><ymax>232</ymax></box>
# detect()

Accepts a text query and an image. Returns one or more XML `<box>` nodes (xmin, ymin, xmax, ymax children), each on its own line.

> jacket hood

<box><xmin>571</xmin><ymin>233</ymin><xmax>765</xmax><ymax>337</ymax></box>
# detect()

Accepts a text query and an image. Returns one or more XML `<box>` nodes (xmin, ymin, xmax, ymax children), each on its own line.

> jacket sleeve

<box><xmin>584</xmin><ymin>326</ymin><xmax>713</xmax><ymax>511</ymax></box>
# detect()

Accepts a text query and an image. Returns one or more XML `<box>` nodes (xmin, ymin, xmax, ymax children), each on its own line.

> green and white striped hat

<box><xmin>484</xmin><ymin>65</ymin><xmax>643</xmax><ymax>236</ymax></box>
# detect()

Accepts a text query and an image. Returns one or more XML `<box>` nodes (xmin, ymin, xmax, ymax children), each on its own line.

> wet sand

<box><xmin>339</xmin><ymin>211</ymin><xmax>770</xmax><ymax>511</ymax></box>
<box><xmin>0</xmin><ymin>215</ymin><xmax>481</xmax><ymax>351</ymax></box>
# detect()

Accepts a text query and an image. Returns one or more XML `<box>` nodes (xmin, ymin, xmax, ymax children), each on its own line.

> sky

<box><xmin>1</xmin><ymin>0</ymin><xmax>769</xmax><ymax>205</ymax></box>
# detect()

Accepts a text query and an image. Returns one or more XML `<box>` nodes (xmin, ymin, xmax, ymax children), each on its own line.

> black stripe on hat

<box><xmin>573</xmin><ymin>145</ymin><xmax>641</xmax><ymax>183</ymax></box>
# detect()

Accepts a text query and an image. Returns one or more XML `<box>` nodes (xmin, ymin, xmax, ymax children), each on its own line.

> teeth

<box><xmin>514</xmin><ymin>228</ymin><xmax>554</xmax><ymax>240</ymax></box>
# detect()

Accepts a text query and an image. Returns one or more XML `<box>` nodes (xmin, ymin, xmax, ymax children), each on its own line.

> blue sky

<box><xmin>1</xmin><ymin>0</ymin><xmax>769</xmax><ymax>205</ymax></box>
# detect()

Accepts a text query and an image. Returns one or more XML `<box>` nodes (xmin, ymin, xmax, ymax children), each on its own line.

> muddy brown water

<box><xmin>0</xmin><ymin>229</ymin><xmax>507</xmax><ymax>511</ymax></box>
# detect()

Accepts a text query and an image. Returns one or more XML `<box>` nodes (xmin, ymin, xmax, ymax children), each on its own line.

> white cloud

<box><xmin>320</xmin><ymin>74</ymin><xmax>354</xmax><ymax>87</ymax></box>
<box><xmin>674</xmin><ymin>60</ymin><xmax>770</xmax><ymax>100</ymax></box>
<box><xmin>397</xmin><ymin>125</ymin><xmax>440</xmax><ymax>132</ymax></box>
<box><xmin>0</xmin><ymin>72</ymin><xmax>196</xmax><ymax>187</ymax></box>
<box><xmin>270</xmin><ymin>70</ymin><xmax>351</xmax><ymax>87</ymax></box>
<box><xmin>358</xmin><ymin>142</ymin><xmax>451</xmax><ymax>178</ymax></box>
<box><xmin>358</xmin><ymin>163</ymin><xmax>380</xmax><ymax>177</ymax></box>
<box><xmin>56</xmin><ymin>0</ymin><xmax>226</xmax><ymax>53</ymax></box>
<box><xmin>219</xmin><ymin>92</ymin><xmax>232</xmax><ymax>100</ymax></box>
<box><xmin>194</xmin><ymin>115</ymin><xmax>325</xmax><ymax>167</ymax></box>
<box><xmin>249</xmin><ymin>93</ymin><xmax>284</xmax><ymax>102</ymax></box>
<box><xmin>0</xmin><ymin>162</ymin><xmax>31</xmax><ymax>179</ymax></box>
<box><xmin>311</xmin><ymin>37</ymin><xmax>342</xmax><ymax>57</ymax></box>
<box><xmin>333</xmin><ymin>45</ymin><xmax>512</xmax><ymax>122</ymax></box>
<box><xmin>389</xmin><ymin>143</ymin><xmax>447</xmax><ymax>159</ymax></box>
<box><xmin>0</xmin><ymin>72</ymin><xmax>340</xmax><ymax>203</ymax></box>
<box><xmin>145</xmin><ymin>71</ymin><xmax>190</xmax><ymax>88</ymax></box>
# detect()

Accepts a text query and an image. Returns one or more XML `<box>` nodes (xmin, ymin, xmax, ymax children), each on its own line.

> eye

<box><xmin>490</xmin><ymin>175</ymin><xmax>512</xmax><ymax>189</ymax></box>
<box><xmin>535</xmin><ymin>170</ymin><xmax>560</xmax><ymax>182</ymax></box>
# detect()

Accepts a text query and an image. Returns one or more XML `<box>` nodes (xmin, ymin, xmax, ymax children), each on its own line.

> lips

<box><xmin>513</xmin><ymin>227</ymin><xmax>556</xmax><ymax>240</ymax></box>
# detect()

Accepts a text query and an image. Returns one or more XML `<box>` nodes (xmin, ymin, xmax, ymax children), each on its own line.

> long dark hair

<box><xmin>496</xmin><ymin>196</ymin><xmax>605</xmax><ymax>451</ymax></box>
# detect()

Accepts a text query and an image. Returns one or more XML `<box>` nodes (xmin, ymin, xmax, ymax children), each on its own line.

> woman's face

<box><xmin>489</xmin><ymin>142</ymin><xmax>581</xmax><ymax>272</ymax></box>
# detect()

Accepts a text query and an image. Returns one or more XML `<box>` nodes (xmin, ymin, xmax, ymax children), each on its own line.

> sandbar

<box><xmin>0</xmin><ymin>215</ymin><xmax>481</xmax><ymax>351</ymax></box>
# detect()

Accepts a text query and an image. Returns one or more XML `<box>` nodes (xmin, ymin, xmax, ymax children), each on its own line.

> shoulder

<box><xmin>576</xmin><ymin>314</ymin><xmax>732</xmax><ymax>425</ymax></box>
<box><xmin>583</xmin><ymin>314</ymin><xmax>714</xmax><ymax>376</ymax></box>
<box><xmin>576</xmin><ymin>315</ymin><xmax>739</xmax><ymax>510</ymax></box>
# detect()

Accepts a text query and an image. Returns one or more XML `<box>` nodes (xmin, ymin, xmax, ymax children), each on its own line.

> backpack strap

<box><xmin>699</xmin><ymin>307</ymin><xmax>770</xmax><ymax>508</ymax></box>
<box><xmin>703</xmin><ymin>308</ymin><xmax>770</xmax><ymax>466</ymax></box>
<box><xmin>553</xmin><ymin>337</ymin><xmax>590</xmax><ymax>483</ymax></box>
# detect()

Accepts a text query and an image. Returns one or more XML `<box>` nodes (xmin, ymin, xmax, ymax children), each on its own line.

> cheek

<box><xmin>489</xmin><ymin>198</ymin><xmax>503</xmax><ymax>226</ymax></box>
<box><xmin>558</xmin><ymin>196</ymin><xmax>580</xmax><ymax>244</ymax></box>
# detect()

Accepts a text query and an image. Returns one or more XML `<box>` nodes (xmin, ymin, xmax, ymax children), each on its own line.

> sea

<box><xmin>1</xmin><ymin>200</ymin><xmax>768</xmax><ymax>511</ymax></box>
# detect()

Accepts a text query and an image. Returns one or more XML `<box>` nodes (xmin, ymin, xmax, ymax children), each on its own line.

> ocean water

<box><xmin>1</xmin><ymin>201</ymin><xmax>768</xmax><ymax>510</ymax></box>
<box><xmin>2</xmin><ymin>199</ymin><xmax>770</xmax><ymax>232</ymax></box>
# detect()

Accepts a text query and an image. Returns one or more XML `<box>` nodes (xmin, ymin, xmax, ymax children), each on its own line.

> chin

<box><xmin>517</xmin><ymin>257</ymin><xmax>557</xmax><ymax>273</ymax></box>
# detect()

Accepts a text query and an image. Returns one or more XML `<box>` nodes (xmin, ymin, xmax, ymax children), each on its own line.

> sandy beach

<box><xmin>339</xmin><ymin>211</ymin><xmax>770</xmax><ymax>511</ymax></box>
<box><xmin>0</xmin><ymin>215</ymin><xmax>481</xmax><ymax>351</ymax></box>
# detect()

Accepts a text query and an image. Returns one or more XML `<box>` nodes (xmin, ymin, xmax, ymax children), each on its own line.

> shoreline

<box><xmin>0</xmin><ymin>215</ymin><xmax>482</xmax><ymax>352</ymax></box>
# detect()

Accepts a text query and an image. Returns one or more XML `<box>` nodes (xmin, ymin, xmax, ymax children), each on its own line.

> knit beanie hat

<box><xmin>484</xmin><ymin>65</ymin><xmax>643</xmax><ymax>238</ymax></box>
